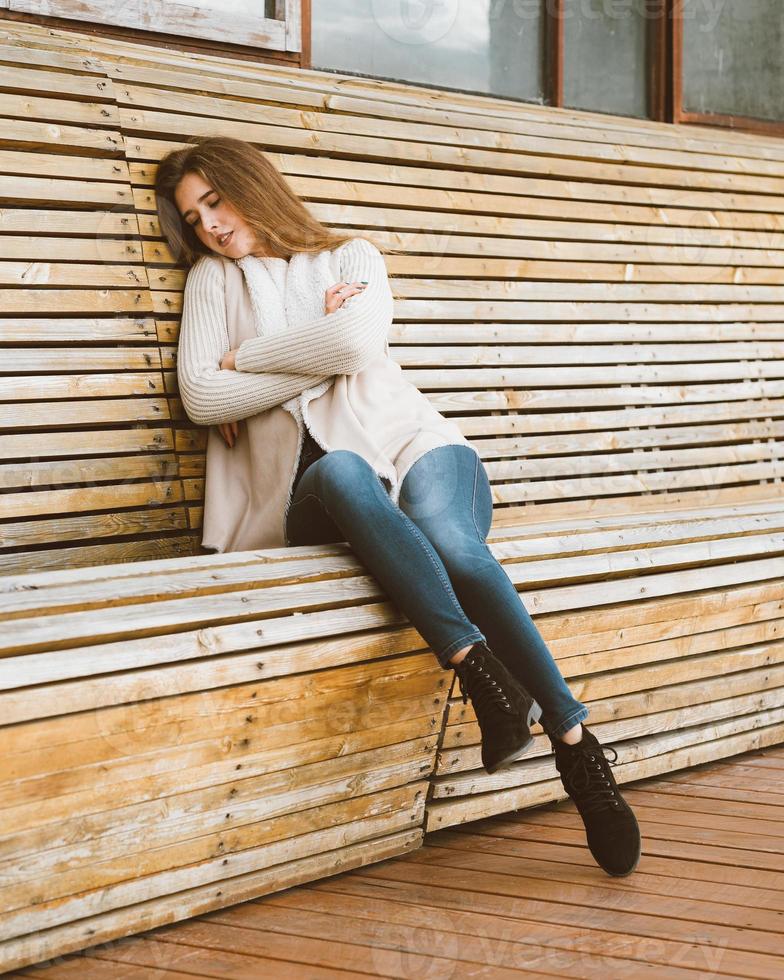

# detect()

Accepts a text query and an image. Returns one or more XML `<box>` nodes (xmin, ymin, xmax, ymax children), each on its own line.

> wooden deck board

<box><xmin>12</xmin><ymin>744</ymin><xmax>783</xmax><ymax>979</ymax></box>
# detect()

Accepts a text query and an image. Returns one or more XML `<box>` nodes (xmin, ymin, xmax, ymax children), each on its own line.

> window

<box><xmin>310</xmin><ymin>1</ymin><xmax>784</xmax><ymax>132</ymax></box>
<box><xmin>679</xmin><ymin>0</ymin><xmax>783</xmax><ymax>128</ymax></box>
<box><xmin>312</xmin><ymin>0</ymin><xmax>663</xmax><ymax>121</ymax></box>
<box><xmin>312</xmin><ymin>0</ymin><xmax>545</xmax><ymax>104</ymax></box>
<box><xmin>5</xmin><ymin>0</ymin><xmax>302</xmax><ymax>53</ymax></box>
<box><xmin>562</xmin><ymin>0</ymin><xmax>651</xmax><ymax>118</ymax></box>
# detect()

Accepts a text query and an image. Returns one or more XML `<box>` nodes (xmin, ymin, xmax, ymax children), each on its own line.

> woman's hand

<box><xmin>325</xmin><ymin>280</ymin><xmax>367</xmax><ymax>315</ymax></box>
<box><xmin>218</xmin><ymin>420</ymin><xmax>239</xmax><ymax>448</ymax></box>
<box><xmin>220</xmin><ymin>348</ymin><xmax>238</xmax><ymax>371</ymax></box>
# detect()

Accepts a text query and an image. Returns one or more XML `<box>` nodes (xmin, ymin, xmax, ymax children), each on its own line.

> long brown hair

<box><xmin>155</xmin><ymin>136</ymin><xmax>403</xmax><ymax>270</ymax></box>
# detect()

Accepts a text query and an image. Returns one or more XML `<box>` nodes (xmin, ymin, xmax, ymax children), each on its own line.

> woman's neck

<box><xmin>250</xmin><ymin>241</ymin><xmax>291</xmax><ymax>260</ymax></box>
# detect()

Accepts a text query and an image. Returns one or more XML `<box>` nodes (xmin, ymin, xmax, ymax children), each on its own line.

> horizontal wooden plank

<box><xmin>0</xmin><ymin>64</ymin><xmax>112</xmax><ymax>100</ymax></box>
<box><xmin>0</xmin><ymin>318</ymin><xmax>155</xmax><ymax>344</ymax></box>
<box><xmin>0</xmin><ymin>479</ymin><xmax>183</xmax><ymax>523</ymax></box>
<box><xmin>2</xmin><ymin>669</ymin><xmax>439</xmax><ymax>794</ymax></box>
<box><xmin>0</xmin><ymin>117</ymin><xmax>122</xmax><ymax>154</ymax></box>
<box><xmin>0</xmin><ymin>536</ymin><xmax>196</xmax><ymax>579</ymax></box>
<box><xmin>0</xmin><ymin>397</ymin><xmax>171</xmax><ymax>429</ymax></box>
<box><xmin>392</xmin><ymin>341</ymin><xmax>784</xmax><ymax>366</ymax></box>
<box><xmin>1</xmin><ymin>716</ymin><xmax>436</xmax><ymax>856</ymax></box>
<box><xmin>0</xmin><ymin>149</ymin><xmax>129</xmax><ymax>181</ymax></box>
<box><xmin>0</xmin><ymin>262</ymin><xmax>147</xmax><ymax>287</ymax></box>
<box><xmin>160</xmin><ymin>292</ymin><xmax>784</xmax><ymax>323</ymax></box>
<box><xmin>208</xmin><ymin>851</ymin><xmax>784</xmax><ymax>980</ymax></box>
<box><xmin>0</xmin><ymin>92</ymin><xmax>119</xmax><ymax>130</ymax></box>
<box><xmin>0</xmin><ymin>450</ymin><xmax>177</xmax><ymax>494</ymax></box>
<box><xmin>0</xmin><ymin>39</ymin><xmax>108</xmax><ymax>75</ymax></box>
<box><xmin>0</xmin><ymin>427</ymin><xmax>172</xmax><ymax>462</ymax></box>
<box><xmin>0</xmin><ymin>210</ymin><xmax>136</xmax><ymax>235</ymax></box>
<box><xmin>0</xmin><ymin>507</ymin><xmax>187</xmax><ymax>550</ymax></box>
<box><xmin>3</xmin><ymin>522</ymin><xmax>782</xmax><ymax>654</ymax></box>
<box><xmin>0</xmin><ymin>238</ymin><xmax>143</xmax><ymax>263</ymax></box>
<box><xmin>0</xmin><ymin>180</ymin><xmax>134</xmax><ymax>211</ymax></box>
<box><xmin>0</xmin><ymin>289</ymin><xmax>151</xmax><ymax>314</ymax></box>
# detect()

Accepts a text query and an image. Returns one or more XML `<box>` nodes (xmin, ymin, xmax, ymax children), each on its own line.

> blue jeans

<box><xmin>284</xmin><ymin>445</ymin><xmax>589</xmax><ymax>740</ymax></box>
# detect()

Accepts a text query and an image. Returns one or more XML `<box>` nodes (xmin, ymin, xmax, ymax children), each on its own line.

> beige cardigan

<box><xmin>176</xmin><ymin>238</ymin><xmax>479</xmax><ymax>553</ymax></box>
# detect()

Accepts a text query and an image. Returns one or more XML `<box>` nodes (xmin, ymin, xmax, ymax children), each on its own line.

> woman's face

<box><xmin>174</xmin><ymin>171</ymin><xmax>260</xmax><ymax>258</ymax></box>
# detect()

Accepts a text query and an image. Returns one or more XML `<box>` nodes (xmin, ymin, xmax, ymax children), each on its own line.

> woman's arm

<box><xmin>233</xmin><ymin>237</ymin><xmax>394</xmax><ymax>377</ymax></box>
<box><xmin>177</xmin><ymin>255</ymin><xmax>330</xmax><ymax>427</ymax></box>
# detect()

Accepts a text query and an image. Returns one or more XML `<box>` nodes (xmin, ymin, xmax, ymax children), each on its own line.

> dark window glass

<box><xmin>312</xmin><ymin>0</ymin><xmax>545</xmax><ymax>103</ymax></box>
<box><xmin>682</xmin><ymin>0</ymin><xmax>783</xmax><ymax>122</ymax></box>
<box><xmin>563</xmin><ymin>0</ymin><xmax>649</xmax><ymax>118</ymax></box>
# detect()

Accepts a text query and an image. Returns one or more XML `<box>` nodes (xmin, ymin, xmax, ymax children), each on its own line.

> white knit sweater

<box><xmin>182</xmin><ymin>236</ymin><xmax>479</xmax><ymax>552</ymax></box>
<box><xmin>176</xmin><ymin>237</ymin><xmax>392</xmax><ymax>427</ymax></box>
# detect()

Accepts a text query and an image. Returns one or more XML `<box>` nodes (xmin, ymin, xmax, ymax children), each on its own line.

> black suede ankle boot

<box><xmin>549</xmin><ymin>723</ymin><xmax>641</xmax><ymax>876</ymax></box>
<box><xmin>453</xmin><ymin>641</ymin><xmax>542</xmax><ymax>774</ymax></box>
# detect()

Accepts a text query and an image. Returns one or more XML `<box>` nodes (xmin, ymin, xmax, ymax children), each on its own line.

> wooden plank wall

<box><xmin>2</xmin><ymin>17</ymin><xmax>784</xmax><ymax>575</ymax></box>
<box><xmin>0</xmin><ymin>29</ymin><xmax>193</xmax><ymax>572</ymax></box>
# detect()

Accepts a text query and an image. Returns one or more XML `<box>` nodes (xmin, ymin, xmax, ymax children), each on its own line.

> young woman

<box><xmin>156</xmin><ymin>136</ymin><xmax>641</xmax><ymax>877</ymax></box>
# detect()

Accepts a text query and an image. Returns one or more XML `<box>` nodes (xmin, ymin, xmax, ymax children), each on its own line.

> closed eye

<box><xmin>188</xmin><ymin>196</ymin><xmax>221</xmax><ymax>227</ymax></box>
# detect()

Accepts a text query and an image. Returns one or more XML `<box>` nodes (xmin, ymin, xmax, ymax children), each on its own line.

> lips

<box><xmin>217</xmin><ymin>230</ymin><xmax>233</xmax><ymax>247</ymax></box>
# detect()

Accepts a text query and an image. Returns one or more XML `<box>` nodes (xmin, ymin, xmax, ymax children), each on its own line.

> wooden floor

<box><xmin>9</xmin><ymin>743</ymin><xmax>784</xmax><ymax>980</ymax></box>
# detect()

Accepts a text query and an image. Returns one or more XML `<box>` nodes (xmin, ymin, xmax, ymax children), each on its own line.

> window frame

<box><xmin>670</xmin><ymin>0</ymin><xmax>784</xmax><ymax>136</ymax></box>
<box><xmin>544</xmin><ymin>0</ymin><xmax>784</xmax><ymax>133</ymax></box>
<box><xmin>3</xmin><ymin>0</ymin><xmax>303</xmax><ymax>53</ymax></box>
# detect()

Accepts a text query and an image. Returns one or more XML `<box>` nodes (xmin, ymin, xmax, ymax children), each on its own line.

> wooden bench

<box><xmin>1</xmin><ymin>16</ymin><xmax>783</xmax><ymax>972</ymax></box>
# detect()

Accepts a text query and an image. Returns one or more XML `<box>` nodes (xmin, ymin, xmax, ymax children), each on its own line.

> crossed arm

<box><xmin>176</xmin><ymin>255</ymin><xmax>330</xmax><ymax>427</ymax></box>
<box><xmin>176</xmin><ymin>238</ymin><xmax>393</xmax><ymax>428</ymax></box>
<box><xmin>232</xmin><ymin>237</ymin><xmax>394</xmax><ymax>376</ymax></box>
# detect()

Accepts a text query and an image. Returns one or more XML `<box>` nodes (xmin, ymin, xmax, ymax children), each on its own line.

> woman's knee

<box><xmin>317</xmin><ymin>449</ymin><xmax>364</xmax><ymax>477</ymax></box>
<box><xmin>413</xmin><ymin>517</ymin><xmax>492</xmax><ymax>582</ymax></box>
<box><xmin>312</xmin><ymin>450</ymin><xmax>381</xmax><ymax>502</ymax></box>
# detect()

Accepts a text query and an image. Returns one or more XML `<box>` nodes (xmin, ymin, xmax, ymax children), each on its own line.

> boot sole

<box><xmin>604</xmin><ymin>847</ymin><xmax>642</xmax><ymax>877</ymax></box>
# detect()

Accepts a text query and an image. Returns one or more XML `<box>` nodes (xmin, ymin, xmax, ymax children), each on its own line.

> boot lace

<box><xmin>561</xmin><ymin>742</ymin><xmax>624</xmax><ymax>815</ymax></box>
<box><xmin>457</xmin><ymin>653</ymin><xmax>513</xmax><ymax>715</ymax></box>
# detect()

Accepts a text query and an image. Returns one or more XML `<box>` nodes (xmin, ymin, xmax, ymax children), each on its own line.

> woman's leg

<box><xmin>284</xmin><ymin>449</ymin><xmax>487</xmax><ymax>667</ymax></box>
<box><xmin>397</xmin><ymin>444</ymin><xmax>589</xmax><ymax>741</ymax></box>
